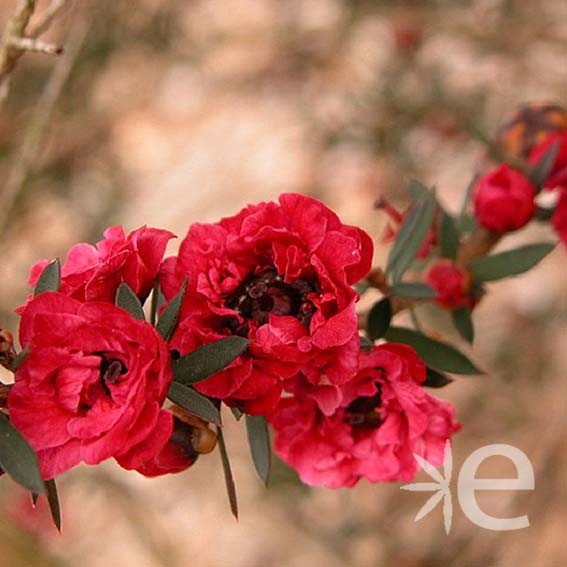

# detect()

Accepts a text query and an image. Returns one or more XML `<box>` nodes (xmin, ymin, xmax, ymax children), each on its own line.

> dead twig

<box><xmin>0</xmin><ymin>0</ymin><xmax>68</xmax><ymax>104</ymax></box>
<box><xmin>0</xmin><ymin>8</ymin><xmax>90</xmax><ymax>236</ymax></box>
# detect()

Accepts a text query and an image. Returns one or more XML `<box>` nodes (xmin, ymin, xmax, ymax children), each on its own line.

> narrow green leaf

<box><xmin>458</xmin><ymin>214</ymin><xmax>477</xmax><ymax>234</ymax></box>
<box><xmin>0</xmin><ymin>414</ymin><xmax>44</xmax><ymax>494</ymax></box>
<box><xmin>156</xmin><ymin>280</ymin><xmax>187</xmax><ymax>340</ymax></box>
<box><xmin>439</xmin><ymin>211</ymin><xmax>460</xmax><ymax>260</ymax></box>
<box><xmin>230</xmin><ymin>407</ymin><xmax>244</xmax><ymax>421</ymax></box>
<box><xmin>406</xmin><ymin>178</ymin><xmax>429</xmax><ymax>199</ymax></box>
<box><xmin>367</xmin><ymin>298</ymin><xmax>392</xmax><ymax>341</ymax></box>
<box><xmin>354</xmin><ymin>280</ymin><xmax>370</xmax><ymax>295</ymax></box>
<box><xmin>423</xmin><ymin>367</ymin><xmax>454</xmax><ymax>388</ymax></box>
<box><xmin>168</xmin><ymin>382</ymin><xmax>221</xmax><ymax>426</ymax></box>
<box><xmin>458</xmin><ymin>175</ymin><xmax>479</xmax><ymax>231</ymax></box>
<box><xmin>34</xmin><ymin>259</ymin><xmax>61</xmax><ymax>297</ymax></box>
<box><xmin>360</xmin><ymin>335</ymin><xmax>374</xmax><ymax>352</ymax></box>
<box><xmin>115</xmin><ymin>283</ymin><xmax>145</xmax><ymax>321</ymax></box>
<box><xmin>451</xmin><ymin>307</ymin><xmax>474</xmax><ymax>344</ymax></box>
<box><xmin>245</xmin><ymin>415</ymin><xmax>271</xmax><ymax>487</ymax></box>
<box><xmin>384</xmin><ymin>326</ymin><xmax>482</xmax><ymax>375</ymax></box>
<box><xmin>216</xmin><ymin>427</ymin><xmax>238</xmax><ymax>519</ymax></box>
<box><xmin>10</xmin><ymin>345</ymin><xmax>30</xmax><ymax>372</ymax></box>
<box><xmin>173</xmin><ymin>336</ymin><xmax>249</xmax><ymax>386</ymax></box>
<box><xmin>390</xmin><ymin>282</ymin><xmax>437</xmax><ymax>299</ymax></box>
<box><xmin>387</xmin><ymin>188</ymin><xmax>437</xmax><ymax>282</ymax></box>
<box><xmin>529</xmin><ymin>138</ymin><xmax>560</xmax><ymax>188</ymax></box>
<box><xmin>468</xmin><ymin>243</ymin><xmax>555</xmax><ymax>282</ymax></box>
<box><xmin>45</xmin><ymin>479</ymin><xmax>62</xmax><ymax>531</ymax></box>
<box><xmin>386</xmin><ymin>201</ymin><xmax>423</xmax><ymax>273</ymax></box>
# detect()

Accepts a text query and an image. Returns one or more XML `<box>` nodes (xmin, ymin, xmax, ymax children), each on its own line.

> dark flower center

<box><xmin>99</xmin><ymin>355</ymin><xmax>127</xmax><ymax>396</ymax></box>
<box><xmin>344</xmin><ymin>383</ymin><xmax>382</xmax><ymax>429</ymax></box>
<box><xmin>225</xmin><ymin>268</ymin><xmax>318</xmax><ymax>332</ymax></box>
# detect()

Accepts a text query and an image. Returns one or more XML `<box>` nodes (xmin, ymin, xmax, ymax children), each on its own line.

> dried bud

<box><xmin>170</xmin><ymin>404</ymin><xmax>218</xmax><ymax>454</ymax></box>
<box><xmin>495</xmin><ymin>102</ymin><xmax>567</xmax><ymax>160</ymax></box>
<box><xmin>0</xmin><ymin>329</ymin><xmax>14</xmax><ymax>354</ymax></box>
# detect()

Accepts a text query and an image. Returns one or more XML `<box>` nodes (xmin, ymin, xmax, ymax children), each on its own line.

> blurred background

<box><xmin>0</xmin><ymin>1</ymin><xmax>566</xmax><ymax>565</ymax></box>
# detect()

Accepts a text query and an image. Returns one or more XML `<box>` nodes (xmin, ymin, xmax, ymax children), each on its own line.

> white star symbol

<box><xmin>400</xmin><ymin>440</ymin><xmax>453</xmax><ymax>534</ymax></box>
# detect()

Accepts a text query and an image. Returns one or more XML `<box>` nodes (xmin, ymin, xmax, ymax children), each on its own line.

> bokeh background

<box><xmin>0</xmin><ymin>1</ymin><xmax>566</xmax><ymax>566</ymax></box>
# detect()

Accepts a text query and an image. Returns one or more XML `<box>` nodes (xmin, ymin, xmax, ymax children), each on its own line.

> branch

<box><xmin>0</xmin><ymin>0</ymin><xmax>67</xmax><ymax>104</ymax></box>
<box><xmin>0</xmin><ymin>9</ymin><xmax>90</xmax><ymax>236</ymax></box>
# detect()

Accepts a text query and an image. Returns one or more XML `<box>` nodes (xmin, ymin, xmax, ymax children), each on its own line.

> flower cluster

<box><xmin>2</xmin><ymin>103</ymin><xmax>564</xmax><ymax>512</ymax></box>
<box><xmin>2</xmin><ymin>193</ymin><xmax>462</xmax><ymax>491</ymax></box>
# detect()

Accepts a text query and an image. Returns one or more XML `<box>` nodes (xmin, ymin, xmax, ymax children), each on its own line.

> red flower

<box><xmin>8</xmin><ymin>292</ymin><xmax>177</xmax><ymax>479</ymax></box>
<box><xmin>159</xmin><ymin>193</ymin><xmax>373</xmax><ymax>415</ymax></box>
<box><xmin>269</xmin><ymin>344</ymin><xmax>460</xmax><ymax>488</ymax></box>
<box><xmin>552</xmin><ymin>189</ymin><xmax>567</xmax><ymax>247</ymax></box>
<box><xmin>426</xmin><ymin>259</ymin><xmax>473</xmax><ymax>310</ymax></box>
<box><xmin>528</xmin><ymin>131</ymin><xmax>567</xmax><ymax>190</ymax></box>
<box><xmin>473</xmin><ymin>164</ymin><xmax>536</xmax><ymax>233</ymax></box>
<box><xmin>26</xmin><ymin>226</ymin><xmax>175</xmax><ymax>305</ymax></box>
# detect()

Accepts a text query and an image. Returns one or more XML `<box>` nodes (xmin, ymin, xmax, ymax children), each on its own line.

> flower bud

<box><xmin>425</xmin><ymin>259</ymin><xmax>473</xmax><ymax>310</ymax></box>
<box><xmin>473</xmin><ymin>164</ymin><xmax>536</xmax><ymax>233</ymax></box>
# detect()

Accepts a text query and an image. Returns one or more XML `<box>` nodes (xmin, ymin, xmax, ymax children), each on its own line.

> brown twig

<box><xmin>0</xmin><ymin>7</ymin><xmax>90</xmax><ymax>236</ymax></box>
<box><xmin>0</xmin><ymin>0</ymin><xmax>67</xmax><ymax>104</ymax></box>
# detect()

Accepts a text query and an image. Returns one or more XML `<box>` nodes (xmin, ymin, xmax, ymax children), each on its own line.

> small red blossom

<box><xmin>426</xmin><ymin>259</ymin><xmax>473</xmax><ymax>310</ymax></box>
<box><xmin>269</xmin><ymin>344</ymin><xmax>460</xmax><ymax>488</ymax></box>
<box><xmin>376</xmin><ymin>198</ymin><xmax>437</xmax><ymax>259</ymax></box>
<box><xmin>25</xmin><ymin>226</ymin><xmax>175</xmax><ymax>305</ymax></box>
<box><xmin>473</xmin><ymin>164</ymin><xmax>536</xmax><ymax>233</ymax></box>
<box><xmin>528</xmin><ymin>131</ymin><xmax>567</xmax><ymax>191</ymax></box>
<box><xmin>8</xmin><ymin>292</ymin><xmax>175</xmax><ymax>479</ymax></box>
<box><xmin>159</xmin><ymin>193</ymin><xmax>373</xmax><ymax>416</ymax></box>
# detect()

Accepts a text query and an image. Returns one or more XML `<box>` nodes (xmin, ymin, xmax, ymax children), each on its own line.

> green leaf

<box><xmin>406</xmin><ymin>178</ymin><xmax>429</xmax><ymax>199</ymax></box>
<box><xmin>390</xmin><ymin>282</ymin><xmax>437</xmax><ymax>299</ymax></box>
<box><xmin>458</xmin><ymin>175</ymin><xmax>478</xmax><ymax>231</ymax></box>
<box><xmin>353</xmin><ymin>280</ymin><xmax>370</xmax><ymax>295</ymax></box>
<box><xmin>529</xmin><ymin>138</ymin><xmax>560</xmax><ymax>188</ymax></box>
<box><xmin>168</xmin><ymin>382</ymin><xmax>221</xmax><ymax>426</ymax></box>
<box><xmin>360</xmin><ymin>335</ymin><xmax>374</xmax><ymax>352</ymax></box>
<box><xmin>230</xmin><ymin>407</ymin><xmax>244</xmax><ymax>421</ymax></box>
<box><xmin>245</xmin><ymin>415</ymin><xmax>271</xmax><ymax>487</ymax></box>
<box><xmin>423</xmin><ymin>367</ymin><xmax>454</xmax><ymax>388</ymax></box>
<box><xmin>0</xmin><ymin>414</ymin><xmax>44</xmax><ymax>494</ymax></box>
<box><xmin>45</xmin><ymin>479</ymin><xmax>62</xmax><ymax>531</ymax></box>
<box><xmin>386</xmin><ymin>187</ymin><xmax>437</xmax><ymax>282</ymax></box>
<box><xmin>10</xmin><ymin>345</ymin><xmax>30</xmax><ymax>372</ymax></box>
<box><xmin>451</xmin><ymin>307</ymin><xmax>474</xmax><ymax>344</ymax></box>
<box><xmin>115</xmin><ymin>283</ymin><xmax>145</xmax><ymax>321</ymax></box>
<box><xmin>439</xmin><ymin>211</ymin><xmax>459</xmax><ymax>260</ymax></box>
<box><xmin>384</xmin><ymin>326</ymin><xmax>482</xmax><ymax>375</ymax></box>
<box><xmin>458</xmin><ymin>214</ymin><xmax>477</xmax><ymax>234</ymax></box>
<box><xmin>216</xmin><ymin>427</ymin><xmax>238</xmax><ymax>519</ymax></box>
<box><xmin>34</xmin><ymin>259</ymin><xmax>61</xmax><ymax>297</ymax></box>
<box><xmin>156</xmin><ymin>280</ymin><xmax>187</xmax><ymax>340</ymax></box>
<box><xmin>367</xmin><ymin>298</ymin><xmax>392</xmax><ymax>341</ymax></box>
<box><xmin>173</xmin><ymin>336</ymin><xmax>249</xmax><ymax>386</ymax></box>
<box><xmin>468</xmin><ymin>243</ymin><xmax>555</xmax><ymax>282</ymax></box>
